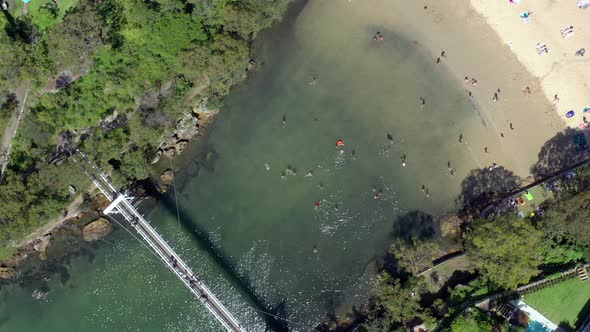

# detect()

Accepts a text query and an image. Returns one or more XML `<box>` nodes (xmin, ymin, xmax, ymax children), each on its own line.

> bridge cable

<box><xmin>248</xmin><ymin>307</ymin><xmax>323</xmax><ymax>332</ymax></box>
<box><xmin>111</xmin><ymin>205</ymin><xmax>322</xmax><ymax>332</ymax></box>
<box><xmin>168</xmin><ymin>157</ymin><xmax>182</xmax><ymax>231</ymax></box>
<box><xmin>108</xmin><ymin>214</ymin><xmax>163</xmax><ymax>264</ymax></box>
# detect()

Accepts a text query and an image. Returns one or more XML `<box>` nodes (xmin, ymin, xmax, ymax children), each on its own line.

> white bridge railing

<box><xmin>72</xmin><ymin>150</ymin><xmax>246</xmax><ymax>332</ymax></box>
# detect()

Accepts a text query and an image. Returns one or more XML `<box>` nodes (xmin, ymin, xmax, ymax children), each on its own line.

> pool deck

<box><xmin>511</xmin><ymin>299</ymin><xmax>558</xmax><ymax>331</ymax></box>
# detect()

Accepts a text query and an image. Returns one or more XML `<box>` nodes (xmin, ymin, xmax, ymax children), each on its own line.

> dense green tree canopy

<box><xmin>464</xmin><ymin>216</ymin><xmax>544</xmax><ymax>290</ymax></box>
<box><xmin>390</xmin><ymin>238</ymin><xmax>440</xmax><ymax>276</ymax></box>
<box><xmin>0</xmin><ymin>0</ymin><xmax>291</xmax><ymax>258</ymax></box>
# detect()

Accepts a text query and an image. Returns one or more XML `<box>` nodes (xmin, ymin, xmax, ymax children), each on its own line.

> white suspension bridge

<box><xmin>72</xmin><ymin>150</ymin><xmax>246</xmax><ymax>332</ymax></box>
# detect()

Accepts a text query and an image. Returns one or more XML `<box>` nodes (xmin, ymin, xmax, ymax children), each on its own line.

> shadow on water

<box><xmin>149</xmin><ymin>2</ymin><xmax>312</xmax><ymax>331</ymax></box>
<box><xmin>390</xmin><ymin>210</ymin><xmax>437</xmax><ymax>244</ymax></box>
<box><xmin>155</xmin><ymin>189</ymin><xmax>289</xmax><ymax>331</ymax></box>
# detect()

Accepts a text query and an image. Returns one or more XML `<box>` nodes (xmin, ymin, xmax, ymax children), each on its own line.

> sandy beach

<box><xmin>331</xmin><ymin>0</ymin><xmax>578</xmax><ymax>178</ymax></box>
<box><xmin>470</xmin><ymin>0</ymin><xmax>590</xmax><ymax>129</ymax></box>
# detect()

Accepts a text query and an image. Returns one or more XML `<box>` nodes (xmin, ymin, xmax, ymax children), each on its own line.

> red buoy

<box><xmin>336</xmin><ymin>139</ymin><xmax>344</xmax><ymax>147</ymax></box>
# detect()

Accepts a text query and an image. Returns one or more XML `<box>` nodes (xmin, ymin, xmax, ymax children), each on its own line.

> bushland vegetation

<box><xmin>0</xmin><ymin>0</ymin><xmax>290</xmax><ymax>258</ymax></box>
<box><xmin>357</xmin><ymin>167</ymin><xmax>590</xmax><ymax>331</ymax></box>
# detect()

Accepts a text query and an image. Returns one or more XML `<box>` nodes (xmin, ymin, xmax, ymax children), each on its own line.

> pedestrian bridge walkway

<box><xmin>72</xmin><ymin>150</ymin><xmax>246</xmax><ymax>332</ymax></box>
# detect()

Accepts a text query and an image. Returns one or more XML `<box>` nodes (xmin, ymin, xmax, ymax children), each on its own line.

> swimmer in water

<box><xmin>458</xmin><ymin>134</ymin><xmax>463</xmax><ymax>143</ymax></box>
<box><xmin>373</xmin><ymin>190</ymin><xmax>382</xmax><ymax>199</ymax></box>
<box><xmin>351</xmin><ymin>149</ymin><xmax>357</xmax><ymax>160</ymax></box>
<box><xmin>387</xmin><ymin>133</ymin><xmax>394</xmax><ymax>141</ymax></box>
<box><xmin>265</xmin><ymin>162</ymin><xmax>270</xmax><ymax>170</ymax></box>
<box><xmin>421</xmin><ymin>184</ymin><xmax>425</xmax><ymax>192</ymax></box>
<box><xmin>305</xmin><ymin>170</ymin><xmax>314</xmax><ymax>177</ymax></box>
<box><xmin>419</xmin><ymin>97</ymin><xmax>426</xmax><ymax>106</ymax></box>
<box><xmin>309</xmin><ymin>76</ymin><xmax>318</xmax><ymax>86</ymax></box>
<box><xmin>282</xmin><ymin>115</ymin><xmax>287</xmax><ymax>125</ymax></box>
<box><xmin>425</xmin><ymin>188</ymin><xmax>430</xmax><ymax>198</ymax></box>
<box><xmin>401</xmin><ymin>154</ymin><xmax>407</xmax><ymax>167</ymax></box>
<box><xmin>319</xmin><ymin>182</ymin><xmax>325</xmax><ymax>190</ymax></box>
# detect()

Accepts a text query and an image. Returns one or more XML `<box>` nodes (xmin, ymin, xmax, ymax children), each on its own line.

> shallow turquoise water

<box><xmin>526</xmin><ymin>321</ymin><xmax>553</xmax><ymax>332</ymax></box>
<box><xmin>0</xmin><ymin>1</ymin><xmax>492</xmax><ymax>331</ymax></box>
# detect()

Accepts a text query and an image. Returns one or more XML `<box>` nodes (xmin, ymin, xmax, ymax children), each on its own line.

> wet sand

<box><xmin>337</xmin><ymin>0</ymin><xmax>565</xmax><ymax>177</ymax></box>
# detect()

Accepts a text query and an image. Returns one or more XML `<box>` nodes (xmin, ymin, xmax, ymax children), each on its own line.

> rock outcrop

<box><xmin>83</xmin><ymin>218</ymin><xmax>113</xmax><ymax>241</ymax></box>
<box><xmin>34</xmin><ymin>234</ymin><xmax>53</xmax><ymax>260</ymax></box>
<box><xmin>0</xmin><ymin>266</ymin><xmax>15</xmax><ymax>280</ymax></box>
<box><xmin>440</xmin><ymin>214</ymin><xmax>463</xmax><ymax>237</ymax></box>
<box><xmin>160</xmin><ymin>169</ymin><xmax>174</xmax><ymax>185</ymax></box>
<box><xmin>153</xmin><ymin>98</ymin><xmax>221</xmax><ymax>163</ymax></box>
<box><xmin>90</xmin><ymin>193</ymin><xmax>111</xmax><ymax>211</ymax></box>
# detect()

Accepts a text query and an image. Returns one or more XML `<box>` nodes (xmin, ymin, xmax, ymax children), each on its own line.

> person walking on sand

<box><xmin>510</xmin><ymin>123</ymin><xmax>514</xmax><ymax>130</ymax></box>
<box><xmin>484</xmin><ymin>146</ymin><xmax>488</xmax><ymax>153</ymax></box>
<box><xmin>436</xmin><ymin>57</ymin><xmax>441</xmax><ymax>64</ymax></box>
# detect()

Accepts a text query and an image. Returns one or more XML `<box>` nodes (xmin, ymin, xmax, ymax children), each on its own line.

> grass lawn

<box><xmin>523</xmin><ymin>277</ymin><xmax>590</xmax><ymax>330</ymax></box>
<box><xmin>421</xmin><ymin>254</ymin><xmax>473</xmax><ymax>293</ymax></box>
<box><xmin>7</xmin><ymin>0</ymin><xmax>79</xmax><ymax>31</ymax></box>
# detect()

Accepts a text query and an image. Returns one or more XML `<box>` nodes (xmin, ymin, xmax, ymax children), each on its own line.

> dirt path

<box><xmin>0</xmin><ymin>87</ymin><xmax>29</xmax><ymax>178</ymax></box>
<box><xmin>16</xmin><ymin>182</ymin><xmax>96</xmax><ymax>247</ymax></box>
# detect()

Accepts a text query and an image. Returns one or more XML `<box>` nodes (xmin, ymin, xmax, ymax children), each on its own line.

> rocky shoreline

<box><xmin>0</xmin><ymin>78</ymin><xmax>229</xmax><ymax>282</ymax></box>
<box><xmin>0</xmin><ymin>194</ymin><xmax>116</xmax><ymax>281</ymax></box>
<box><xmin>153</xmin><ymin>98</ymin><xmax>219</xmax><ymax>162</ymax></box>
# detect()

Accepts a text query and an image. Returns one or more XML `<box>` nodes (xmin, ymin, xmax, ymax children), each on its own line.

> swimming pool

<box><xmin>526</xmin><ymin>321</ymin><xmax>553</xmax><ymax>332</ymax></box>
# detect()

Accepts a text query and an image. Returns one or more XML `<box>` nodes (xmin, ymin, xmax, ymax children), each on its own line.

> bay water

<box><xmin>0</xmin><ymin>1</ymin><xmax>491</xmax><ymax>331</ymax></box>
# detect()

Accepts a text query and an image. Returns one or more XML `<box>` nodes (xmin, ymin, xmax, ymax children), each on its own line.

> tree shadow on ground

<box><xmin>574</xmin><ymin>298</ymin><xmax>590</xmax><ymax>331</ymax></box>
<box><xmin>456</xmin><ymin>166</ymin><xmax>521</xmax><ymax>219</ymax></box>
<box><xmin>531</xmin><ymin>128</ymin><xmax>589</xmax><ymax>180</ymax></box>
<box><xmin>558</xmin><ymin>321</ymin><xmax>575</xmax><ymax>332</ymax></box>
<box><xmin>390</xmin><ymin>210</ymin><xmax>437</xmax><ymax>244</ymax></box>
